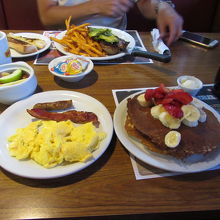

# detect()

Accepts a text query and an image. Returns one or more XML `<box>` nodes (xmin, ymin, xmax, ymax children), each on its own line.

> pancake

<box><xmin>126</xmin><ymin>94</ymin><xmax>220</xmax><ymax>159</ymax></box>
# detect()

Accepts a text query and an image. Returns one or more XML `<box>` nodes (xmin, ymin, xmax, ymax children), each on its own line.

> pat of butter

<box><xmin>181</xmin><ymin>79</ymin><xmax>199</xmax><ymax>89</ymax></box>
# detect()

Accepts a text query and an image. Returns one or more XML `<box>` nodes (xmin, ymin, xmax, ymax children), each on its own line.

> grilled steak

<box><xmin>88</xmin><ymin>27</ymin><xmax>129</xmax><ymax>55</ymax></box>
<box><xmin>99</xmin><ymin>38</ymin><xmax>129</xmax><ymax>55</ymax></box>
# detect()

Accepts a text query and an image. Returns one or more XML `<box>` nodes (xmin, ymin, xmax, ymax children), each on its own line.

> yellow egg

<box><xmin>8</xmin><ymin>121</ymin><xmax>41</xmax><ymax>159</ymax></box>
<box><xmin>8</xmin><ymin>120</ymin><xmax>106</xmax><ymax>168</ymax></box>
<box><xmin>62</xmin><ymin>142</ymin><xmax>92</xmax><ymax>163</ymax></box>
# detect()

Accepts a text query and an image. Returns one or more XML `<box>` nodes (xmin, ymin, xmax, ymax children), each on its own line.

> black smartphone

<box><xmin>180</xmin><ymin>31</ymin><xmax>219</xmax><ymax>48</ymax></box>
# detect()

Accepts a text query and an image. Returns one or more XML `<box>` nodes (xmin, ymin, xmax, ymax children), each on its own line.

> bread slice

<box><xmin>7</xmin><ymin>33</ymin><xmax>46</xmax><ymax>54</ymax></box>
<box><xmin>7</xmin><ymin>37</ymin><xmax>38</xmax><ymax>54</ymax></box>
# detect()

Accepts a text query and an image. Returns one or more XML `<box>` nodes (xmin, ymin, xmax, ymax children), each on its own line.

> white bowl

<box><xmin>0</xmin><ymin>62</ymin><xmax>37</xmax><ymax>105</ymax></box>
<box><xmin>48</xmin><ymin>55</ymin><xmax>94</xmax><ymax>82</ymax></box>
<box><xmin>177</xmin><ymin>75</ymin><xmax>203</xmax><ymax>96</ymax></box>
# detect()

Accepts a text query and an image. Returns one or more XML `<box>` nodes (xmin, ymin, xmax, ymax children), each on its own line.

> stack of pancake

<box><xmin>125</xmin><ymin>93</ymin><xmax>220</xmax><ymax>159</ymax></box>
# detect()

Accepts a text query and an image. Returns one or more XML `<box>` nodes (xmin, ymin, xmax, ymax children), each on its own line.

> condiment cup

<box><xmin>177</xmin><ymin>75</ymin><xmax>203</xmax><ymax>96</ymax></box>
<box><xmin>0</xmin><ymin>61</ymin><xmax>37</xmax><ymax>105</ymax></box>
<box><xmin>48</xmin><ymin>55</ymin><xmax>94</xmax><ymax>82</ymax></box>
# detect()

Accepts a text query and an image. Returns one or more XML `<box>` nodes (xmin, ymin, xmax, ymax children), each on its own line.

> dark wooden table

<box><xmin>0</xmin><ymin>31</ymin><xmax>220</xmax><ymax>220</ymax></box>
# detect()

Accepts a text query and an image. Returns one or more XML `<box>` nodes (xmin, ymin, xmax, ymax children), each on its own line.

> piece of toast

<box><xmin>7</xmin><ymin>33</ymin><xmax>46</xmax><ymax>54</ymax></box>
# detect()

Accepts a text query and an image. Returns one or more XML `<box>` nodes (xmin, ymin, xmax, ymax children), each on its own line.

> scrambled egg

<box><xmin>8</xmin><ymin>120</ymin><xmax>106</xmax><ymax>168</ymax></box>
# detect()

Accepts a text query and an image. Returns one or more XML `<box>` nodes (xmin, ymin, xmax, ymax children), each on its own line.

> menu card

<box><xmin>34</xmin><ymin>30</ymin><xmax>153</xmax><ymax>65</ymax></box>
<box><xmin>112</xmin><ymin>84</ymin><xmax>220</xmax><ymax>180</ymax></box>
<box><xmin>34</xmin><ymin>31</ymin><xmax>63</xmax><ymax>65</ymax></box>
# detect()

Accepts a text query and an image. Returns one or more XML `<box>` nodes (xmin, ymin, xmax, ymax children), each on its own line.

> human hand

<box><xmin>90</xmin><ymin>0</ymin><xmax>134</xmax><ymax>17</ymax></box>
<box><xmin>156</xmin><ymin>3</ymin><xmax>183</xmax><ymax>46</ymax></box>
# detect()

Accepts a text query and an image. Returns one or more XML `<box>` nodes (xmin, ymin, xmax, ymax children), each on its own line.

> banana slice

<box><xmin>159</xmin><ymin>112</ymin><xmax>181</xmax><ymax>129</ymax></box>
<box><xmin>182</xmin><ymin>104</ymin><xmax>200</xmax><ymax>121</ymax></box>
<box><xmin>165</xmin><ymin>131</ymin><xmax>181</xmax><ymax>148</ymax></box>
<box><xmin>191</xmin><ymin>99</ymin><xmax>203</xmax><ymax>109</ymax></box>
<box><xmin>198</xmin><ymin>109</ymin><xmax>207</xmax><ymax>123</ymax></box>
<box><xmin>137</xmin><ymin>94</ymin><xmax>148</xmax><ymax>107</ymax></box>
<box><xmin>137</xmin><ymin>93</ymin><xmax>153</xmax><ymax>107</ymax></box>
<box><xmin>151</xmin><ymin>104</ymin><xmax>165</xmax><ymax>119</ymax></box>
<box><xmin>181</xmin><ymin>104</ymin><xmax>200</xmax><ymax>127</ymax></box>
<box><xmin>191</xmin><ymin>100</ymin><xmax>207</xmax><ymax>123</ymax></box>
<box><xmin>182</xmin><ymin>119</ymin><xmax>198</xmax><ymax>127</ymax></box>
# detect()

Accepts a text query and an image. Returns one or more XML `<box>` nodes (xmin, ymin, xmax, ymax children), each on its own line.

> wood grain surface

<box><xmin>0</xmin><ymin>31</ymin><xmax>220</xmax><ymax>220</ymax></box>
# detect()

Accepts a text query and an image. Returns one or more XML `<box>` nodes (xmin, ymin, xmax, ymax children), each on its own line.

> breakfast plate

<box><xmin>9</xmin><ymin>33</ymin><xmax>51</xmax><ymax>58</ymax></box>
<box><xmin>0</xmin><ymin>90</ymin><xmax>113</xmax><ymax>179</ymax></box>
<box><xmin>53</xmin><ymin>26</ymin><xmax>136</xmax><ymax>61</ymax></box>
<box><xmin>113</xmin><ymin>91</ymin><xmax>220</xmax><ymax>173</ymax></box>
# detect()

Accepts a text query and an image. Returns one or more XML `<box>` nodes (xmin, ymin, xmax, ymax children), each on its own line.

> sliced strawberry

<box><xmin>163</xmin><ymin>104</ymin><xmax>183</xmax><ymax>119</ymax></box>
<box><xmin>167</xmin><ymin>91</ymin><xmax>193</xmax><ymax>105</ymax></box>
<box><xmin>161</xmin><ymin>97</ymin><xmax>173</xmax><ymax>105</ymax></box>
<box><xmin>172</xmin><ymin>89</ymin><xmax>185</xmax><ymax>93</ymax></box>
<box><xmin>145</xmin><ymin>84</ymin><xmax>170</xmax><ymax>101</ymax></box>
<box><xmin>160</xmin><ymin>83</ymin><xmax>170</xmax><ymax>93</ymax></box>
<box><xmin>155</xmin><ymin>98</ymin><xmax>164</xmax><ymax>105</ymax></box>
<box><xmin>155</xmin><ymin>87</ymin><xmax>166</xmax><ymax>95</ymax></box>
<box><xmin>154</xmin><ymin>91</ymin><xmax>165</xmax><ymax>99</ymax></box>
<box><xmin>170</xmin><ymin>99</ymin><xmax>182</xmax><ymax>108</ymax></box>
<box><xmin>144</xmin><ymin>84</ymin><xmax>192</xmax><ymax>119</ymax></box>
<box><xmin>144</xmin><ymin>89</ymin><xmax>155</xmax><ymax>101</ymax></box>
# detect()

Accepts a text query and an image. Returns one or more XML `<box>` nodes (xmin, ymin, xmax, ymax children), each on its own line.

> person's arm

<box><xmin>37</xmin><ymin>0</ymin><xmax>100</xmax><ymax>27</ymax></box>
<box><xmin>37</xmin><ymin>0</ymin><xmax>134</xmax><ymax>27</ymax></box>
<box><xmin>137</xmin><ymin>0</ymin><xmax>183</xmax><ymax>46</ymax></box>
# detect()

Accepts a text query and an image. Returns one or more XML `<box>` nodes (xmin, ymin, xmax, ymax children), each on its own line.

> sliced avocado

<box><xmin>0</xmin><ymin>69</ymin><xmax>23</xmax><ymax>84</ymax></box>
<box><xmin>98</xmin><ymin>34</ymin><xmax>119</xmax><ymax>43</ymax></box>
<box><xmin>89</xmin><ymin>27</ymin><xmax>120</xmax><ymax>43</ymax></box>
<box><xmin>102</xmin><ymin>29</ymin><xmax>112</xmax><ymax>36</ymax></box>
<box><xmin>88</xmin><ymin>28</ymin><xmax>107</xmax><ymax>38</ymax></box>
<box><xmin>0</xmin><ymin>79</ymin><xmax>27</xmax><ymax>87</ymax></box>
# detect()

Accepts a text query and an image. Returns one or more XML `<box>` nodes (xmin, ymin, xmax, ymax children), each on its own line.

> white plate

<box><xmin>113</xmin><ymin>91</ymin><xmax>220</xmax><ymax>173</ymax></box>
<box><xmin>10</xmin><ymin>33</ymin><xmax>51</xmax><ymax>58</ymax></box>
<box><xmin>53</xmin><ymin>26</ymin><xmax>136</xmax><ymax>61</ymax></box>
<box><xmin>0</xmin><ymin>91</ymin><xmax>113</xmax><ymax>179</ymax></box>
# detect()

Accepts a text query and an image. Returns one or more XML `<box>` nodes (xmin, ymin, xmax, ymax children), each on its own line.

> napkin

<box><xmin>151</xmin><ymin>28</ymin><xmax>170</xmax><ymax>54</ymax></box>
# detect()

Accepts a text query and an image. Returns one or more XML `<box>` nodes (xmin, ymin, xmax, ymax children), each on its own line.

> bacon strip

<box><xmin>33</xmin><ymin>100</ymin><xmax>73</xmax><ymax>110</ymax></box>
<box><xmin>27</xmin><ymin>108</ymin><xmax>99</xmax><ymax>127</ymax></box>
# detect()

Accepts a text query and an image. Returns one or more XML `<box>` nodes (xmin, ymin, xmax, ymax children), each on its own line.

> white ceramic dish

<box><xmin>48</xmin><ymin>55</ymin><xmax>94</xmax><ymax>82</ymax></box>
<box><xmin>0</xmin><ymin>61</ymin><xmax>37</xmax><ymax>105</ymax></box>
<box><xmin>113</xmin><ymin>91</ymin><xmax>220</xmax><ymax>173</ymax></box>
<box><xmin>0</xmin><ymin>90</ymin><xmax>113</xmax><ymax>179</ymax></box>
<box><xmin>177</xmin><ymin>75</ymin><xmax>203</xmax><ymax>96</ymax></box>
<box><xmin>53</xmin><ymin>26</ymin><xmax>136</xmax><ymax>61</ymax></box>
<box><xmin>9</xmin><ymin>33</ymin><xmax>51</xmax><ymax>58</ymax></box>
